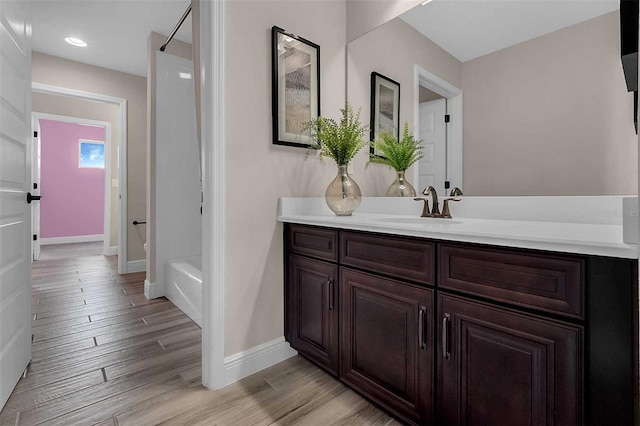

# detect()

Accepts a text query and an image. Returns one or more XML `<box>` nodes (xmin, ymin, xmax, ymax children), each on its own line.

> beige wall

<box><xmin>347</xmin><ymin>17</ymin><xmax>462</xmax><ymax>194</ymax></box>
<box><xmin>463</xmin><ymin>12</ymin><xmax>638</xmax><ymax>196</ymax></box>
<box><xmin>146</xmin><ymin>32</ymin><xmax>193</xmax><ymax>284</ymax></box>
<box><xmin>31</xmin><ymin>52</ymin><xmax>148</xmax><ymax>261</ymax></box>
<box><xmin>346</xmin><ymin>0</ymin><xmax>422</xmax><ymax>42</ymax></box>
<box><xmin>224</xmin><ymin>0</ymin><xmax>348</xmax><ymax>356</ymax></box>
<box><xmin>32</xmin><ymin>93</ymin><xmax>120</xmax><ymax>247</ymax></box>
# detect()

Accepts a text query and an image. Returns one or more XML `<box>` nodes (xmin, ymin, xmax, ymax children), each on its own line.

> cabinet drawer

<box><xmin>341</xmin><ymin>232</ymin><xmax>434</xmax><ymax>285</ymax></box>
<box><xmin>439</xmin><ymin>244</ymin><xmax>584</xmax><ymax>319</ymax></box>
<box><xmin>288</xmin><ymin>224</ymin><xmax>338</xmax><ymax>262</ymax></box>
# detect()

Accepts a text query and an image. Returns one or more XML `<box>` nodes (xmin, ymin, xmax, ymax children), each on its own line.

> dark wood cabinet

<box><xmin>439</xmin><ymin>244</ymin><xmax>584</xmax><ymax>319</ymax></box>
<box><xmin>287</xmin><ymin>254</ymin><xmax>339</xmax><ymax>375</ymax></box>
<box><xmin>341</xmin><ymin>231</ymin><xmax>435</xmax><ymax>285</ymax></box>
<box><xmin>340</xmin><ymin>268</ymin><xmax>434</xmax><ymax>424</ymax></box>
<box><xmin>437</xmin><ymin>293</ymin><xmax>582</xmax><ymax>425</ymax></box>
<box><xmin>283</xmin><ymin>224</ymin><xmax>638</xmax><ymax>425</ymax></box>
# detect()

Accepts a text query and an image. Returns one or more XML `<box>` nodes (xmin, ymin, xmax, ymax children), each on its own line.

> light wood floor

<box><xmin>0</xmin><ymin>252</ymin><xmax>399</xmax><ymax>425</ymax></box>
<box><xmin>37</xmin><ymin>242</ymin><xmax>103</xmax><ymax>261</ymax></box>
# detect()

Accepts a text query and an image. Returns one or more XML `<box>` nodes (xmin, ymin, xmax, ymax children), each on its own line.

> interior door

<box><xmin>31</xmin><ymin>117</ymin><xmax>41</xmax><ymax>261</ymax></box>
<box><xmin>418</xmin><ymin>98</ymin><xmax>447</xmax><ymax>196</ymax></box>
<box><xmin>0</xmin><ymin>0</ymin><xmax>33</xmax><ymax>410</ymax></box>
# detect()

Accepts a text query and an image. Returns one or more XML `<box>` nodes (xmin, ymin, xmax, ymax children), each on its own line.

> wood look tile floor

<box><xmin>0</xmin><ymin>250</ymin><xmax>398</xmax><ymax>426</ymax></box>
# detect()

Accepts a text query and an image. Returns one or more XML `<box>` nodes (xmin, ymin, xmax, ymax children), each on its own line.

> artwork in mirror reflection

<box><xmin>347</xmin><ymin>0</ymin><xmax>637</xmax><ymax>196</ymax></box>
<box><xmin>370</xmin><ymin>72</ymin><xmax>401</xmax><ymax>152</ymax></box>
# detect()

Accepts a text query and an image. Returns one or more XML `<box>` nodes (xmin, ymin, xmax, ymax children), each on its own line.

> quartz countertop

<box><xmin>278</xmin><ymin>210</ymin><xmax>637</xmax><ymax>259</ymax></box>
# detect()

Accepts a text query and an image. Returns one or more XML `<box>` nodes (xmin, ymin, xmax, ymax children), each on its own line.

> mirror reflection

<box><xmin>347</xmin><ymin>0</ymin><xmax>637</xmax><ymax>196</ymax></box>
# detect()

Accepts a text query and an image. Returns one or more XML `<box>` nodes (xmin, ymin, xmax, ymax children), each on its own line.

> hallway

<box><xmin>0</xmin><ymin>253</ymin><xmax>201</xmax><ymax>424</ymax></box>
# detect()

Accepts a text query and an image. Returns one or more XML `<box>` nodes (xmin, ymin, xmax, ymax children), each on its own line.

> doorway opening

<box><xmin>413</xmin><ymin>65</ymin><xmax>463</xmax><ymax>196</ymax></box>
<box><xmin>32</xmin><ymin>113</ymin><xmax>113</xmax><ymax>264</ymax></box>
<box><xmin>32</xmin><ymin>83</ymin><xmax>128</xmax><ymax>274</ymax></box>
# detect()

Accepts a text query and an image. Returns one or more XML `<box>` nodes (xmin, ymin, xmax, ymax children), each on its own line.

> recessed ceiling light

<box><xmin>65</xmin><ymin>37</ymin><xmax>87</xmax><ymax>47</ymax></box>
<box><xmin>179</xmin><ymin>72</ymin><xmax>192</xmax><ymax>79</ymax></box>
<box><xmin>421</xmin><ymin>0</ymin><xmax>433</xmax><ymax>4</ymax></box>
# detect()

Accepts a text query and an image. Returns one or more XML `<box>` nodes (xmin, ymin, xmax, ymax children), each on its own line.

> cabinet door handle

<box><xmin>327</xmin><ymin>278</ymin><xmax>334</xmax><ymax>310</ymax></box>
<box><xmin>418</xmin><ymin>306</ymin><xmax>427</xmax><ymax>350</ymax></box>
<box><xmin>442</xmin><ymin>313</ymin><xmax>451</xmax><ymax>360</ymax></box>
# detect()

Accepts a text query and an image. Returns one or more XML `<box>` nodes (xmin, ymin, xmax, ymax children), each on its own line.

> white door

<box><xmin>418</xmin><ymin>99</ymin><xmax>447</xmax><ymax>197</ymax></box>
<box><xmin>0</xmin><ymin>0</ymin><xmax>33</xmax><ymax>410</ymax></box>
<box><xmin>31</xmin><ymin>118</ymin><xmax>41</xmax><ymax>261</ymax></box>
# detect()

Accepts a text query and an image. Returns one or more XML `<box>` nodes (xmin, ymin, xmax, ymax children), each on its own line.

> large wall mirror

<box><xmin>347</xmin><ymin>0</ymin><xmax>637</xmax><ymax>196</ymax></box>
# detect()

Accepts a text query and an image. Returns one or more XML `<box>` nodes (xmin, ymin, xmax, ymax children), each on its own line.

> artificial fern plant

<box><xmin>368</xmin><ymin>122</ymin><xmax>424</xmax><ymax>171</ymax></box>
<box><xmin>306</xmin><ymin>103</ymin><xmax>368</xmax><ymax>166</ymax></box>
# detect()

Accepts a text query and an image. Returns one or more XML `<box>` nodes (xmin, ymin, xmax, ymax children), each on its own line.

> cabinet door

<box><xmin>287</xmin><ymin>255</ymin><xmax>339</xmax><ymax>375</ymax></box>
<box><xmin>438</xmin><ymin>294</ymin><xmax>583</xmax><ymax>425</ymax></box>
<box><xmin>341</xmin><ymin>268</ymin><xmax>434</xmax><ymax>424</ymax></box>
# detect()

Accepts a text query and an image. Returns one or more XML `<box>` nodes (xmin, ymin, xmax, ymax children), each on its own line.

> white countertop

<box><xmin>278</xmin><ymin>206</ymin><xmax>637</xmax><ymax>259</ymax></box>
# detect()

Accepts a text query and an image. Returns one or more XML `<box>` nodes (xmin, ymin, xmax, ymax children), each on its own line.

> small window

<box><xmin>79</xmin><ymin>140</ymin><xmax>105</xmax><ymax>169</ymax></box>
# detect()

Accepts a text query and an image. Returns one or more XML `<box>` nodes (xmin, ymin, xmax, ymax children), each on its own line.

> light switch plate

<box><xmin>111</xmin><ymin>179</ymin><xmax>118</xmax><ymax>188</ymax></box>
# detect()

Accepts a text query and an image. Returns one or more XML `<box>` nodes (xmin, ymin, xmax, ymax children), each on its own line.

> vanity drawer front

<box><xmin>439</xmin><ymin>244</ymin><xmax>584</xmax><ymax>319</ymax></box>
<box><xmin>340</xmin><ymin>232</ymin><xmax>434</xmax><ymax>285</ymax></box>
<box><xmin>288</xmin><ymin>224</ymin><xmax>338</xmax><ymax>262</ymax></box>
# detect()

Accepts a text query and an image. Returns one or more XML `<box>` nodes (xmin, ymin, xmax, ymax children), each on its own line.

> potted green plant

<box><xmin>307</xmin><ymin>103</ymin><xmax>368</xmax><ymax>216</ymax></box>
<box><xmin>368</xmin><ymin>122</ymin><xmax>424</xmax><ymax>197</ymax></box>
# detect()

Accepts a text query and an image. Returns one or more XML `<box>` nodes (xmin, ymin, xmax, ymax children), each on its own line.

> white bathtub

<box><xmin>165</xmin><ymin>256</ymin><xmax>202</xmax><ymax>327</ymax></box>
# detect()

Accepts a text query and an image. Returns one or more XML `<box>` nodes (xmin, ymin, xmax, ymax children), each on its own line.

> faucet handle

<box><xmin>413</xmin><ymin>198</ymin><xmax>430</xmax><ymax>217</ymax></box>
<box><xmin>441</xmin><ymin>198</ymin><xmax>461</xmax><ymax>219</ymax></box>
<box><xmin>449</xmin><ymin>187</ymin><xmax>463</xmax><ymax>197</ymax></box>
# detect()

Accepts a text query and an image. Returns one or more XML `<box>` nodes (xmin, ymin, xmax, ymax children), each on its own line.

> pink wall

<box><xmin>40</xmin><ymin>119</ymin><xmax>106</xmax><ymax>238</ymax></box>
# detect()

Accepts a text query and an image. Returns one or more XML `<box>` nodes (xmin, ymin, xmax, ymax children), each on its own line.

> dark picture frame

<box><xmin>272</xmin><ymin>26</ymin><xmax>321</xmax><ymax>148</ymax></box>
<box><xmin>370</xmin><ymin>72</ymin><xmax>400</xmax><ymax>156</ymax></box>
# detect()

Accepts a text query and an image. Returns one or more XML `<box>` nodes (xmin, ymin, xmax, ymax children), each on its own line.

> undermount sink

<box><xmin>373</xmin><ymin>217</ymin><xmax>462</xmax><ymax>225</ymax></box>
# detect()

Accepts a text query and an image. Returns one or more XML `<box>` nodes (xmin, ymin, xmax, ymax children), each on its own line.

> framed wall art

<box><xmin>370</xmin><ymin>72</ymin><xmax>400</xmax><ymax>155</ymax></box>
<box><xmin>272</xmin><ymin>26</ymin><xmax>320</xmax><ymax>148</ymax></box>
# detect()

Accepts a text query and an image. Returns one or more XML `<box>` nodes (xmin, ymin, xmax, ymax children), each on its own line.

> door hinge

<box><xmin>33</xmin><ymin>234</ymin><xmax>38</xmax><ymax>241</ymax></box>
<box><xmin>444</xmin><ymin>114</ymin><xmax>451</xmax><ymax>123</ymax></box>
<box><xmin>33</xmin><ymin>131</ymin><xmax>38</xmax><ymax>137</ymax></box>
<box><xmin>444</xmin><ymin>181</ymin><xmax>451</xmax><ymax>189</ymax></box>
<box><xmin>33</xmin><ymin>183</ymin><xmax>38</xmax><ymax>189</ymax></box>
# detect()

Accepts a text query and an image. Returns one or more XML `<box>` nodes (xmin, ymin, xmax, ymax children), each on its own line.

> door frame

<box><xmin>32</xmin><ymin>83</ymin><xmax>128</xmax><ymax>274</ymax></box>
<box><xmin>199</xmin><ymin>0</ymin><xmax>225</xmax><ymax>389</ymax></box>
<box><xmin>413</xmin><ymin>65</ymin><xmax>463</xmax><ymax>193</ymax></box>
<box><xmin>32</xmin><ymin>112</ymin><xmax>112</xmax><ymax>258</ymax></box>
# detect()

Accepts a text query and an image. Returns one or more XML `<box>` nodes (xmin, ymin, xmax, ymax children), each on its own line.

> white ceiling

<box><xmin>32</xmin><ymin>0</ymin><xmax>193</xmax><ymax>77</ymax></box>
<box><xmin>400</xmin><ymin>0</ymin><xmax>620</xmax><ymax>63</ymax></box>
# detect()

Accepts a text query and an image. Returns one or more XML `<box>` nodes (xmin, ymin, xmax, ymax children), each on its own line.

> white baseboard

<box><xmin>104</xmin><ymin>246</ymin><xmax>118</xmax><ymax>256</ymax></box>
<box><xmin>40</xmin><ymin>234</ymin><xmax>104</xmax><ymax>245</ymax></box>
<box><xmin>223</xmin><ymin>337</ymin><xmax>297</xmax><ymax>386</ymax></box>
<box><xmin>127</xmin><ymin>259</ymin><xmax>146</xmax><ymax>273</ymax></box>
<box><xmin>144</xmin><ymin>279</ymin><xmax>164</xmax><ymax>299</ymax></box>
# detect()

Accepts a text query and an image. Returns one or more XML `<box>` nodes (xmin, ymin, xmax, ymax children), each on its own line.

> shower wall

<box><xmin>152</xmin><ymin>51</ymin><xmax>202</xmax><ymax>296</ymax></box>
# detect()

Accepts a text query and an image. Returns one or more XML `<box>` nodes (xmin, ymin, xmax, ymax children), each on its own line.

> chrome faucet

<box><xmin>414</xmin><ymin>186</ymin><xmax>461</xmax><ymax>219</ymax></box>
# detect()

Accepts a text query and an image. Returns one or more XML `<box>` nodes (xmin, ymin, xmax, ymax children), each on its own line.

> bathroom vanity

<box><xmin>279</xmin><ymin>197</ymin><xmax>638</xmax><ymax>425</ymax></box>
